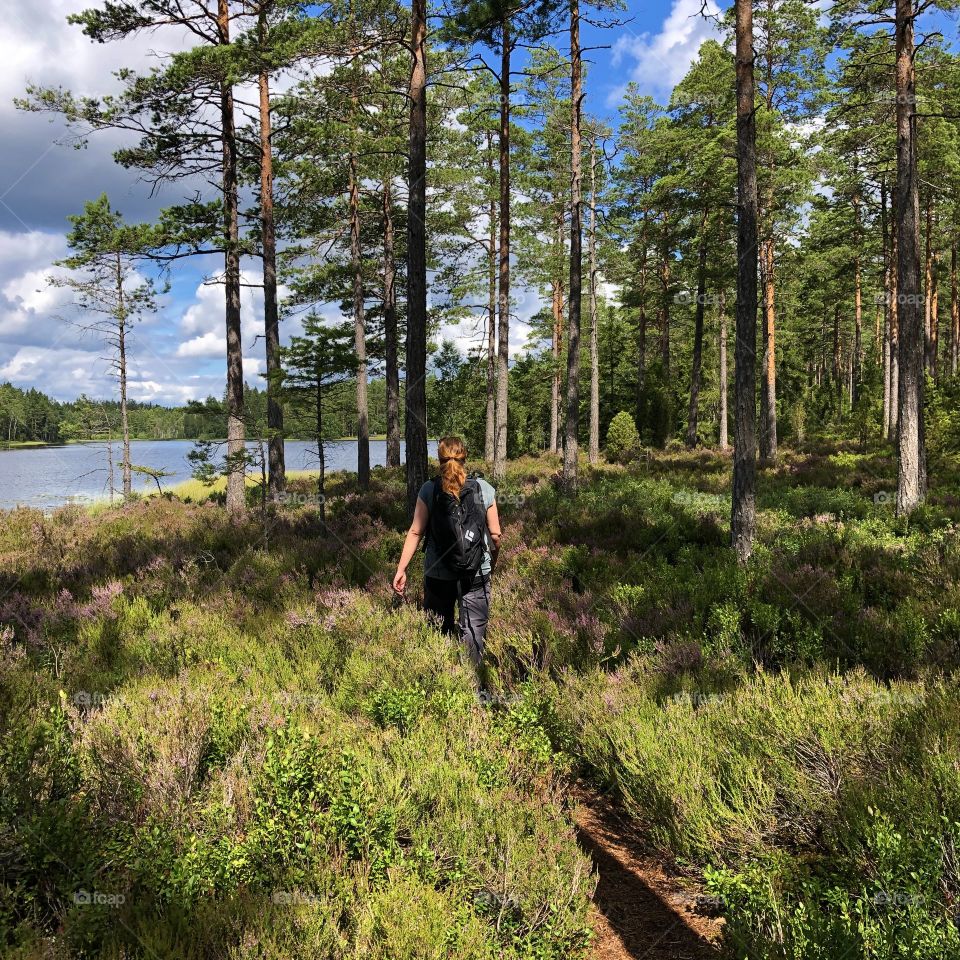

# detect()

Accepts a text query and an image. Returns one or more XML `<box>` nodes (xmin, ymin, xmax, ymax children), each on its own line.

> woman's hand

<box><xmin>394</xmin><ymin>499</ymin><xmax>429</xmax><ymax>597</ymax></box>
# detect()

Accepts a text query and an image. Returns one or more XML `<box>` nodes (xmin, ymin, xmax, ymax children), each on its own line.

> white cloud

<box><xmin>176</xmin><ymin>330</ymin><xmax>223</xmax><ymax>358</ymax></box>
<box><xmin>610</xmin><ymin>0</ymin><xmax>725</xmax><ymax>103</ymax></box>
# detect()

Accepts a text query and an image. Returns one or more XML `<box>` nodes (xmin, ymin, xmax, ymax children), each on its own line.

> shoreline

<box><xmin>0</xmin><ymin>435</ymin><xmax>401</xmax><ymax>451</ymax></box>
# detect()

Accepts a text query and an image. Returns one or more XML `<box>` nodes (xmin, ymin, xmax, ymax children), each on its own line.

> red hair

<box><xmin>437</xmin><ymin>436</ymin><xmax>467</xmax><ymax>496</ymax></box>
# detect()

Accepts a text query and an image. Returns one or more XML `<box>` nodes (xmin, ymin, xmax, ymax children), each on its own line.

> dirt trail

<box><xmin>573</xmin><ymin>788</ymin><xmax>723</xmax><ymax>960</ymax></box>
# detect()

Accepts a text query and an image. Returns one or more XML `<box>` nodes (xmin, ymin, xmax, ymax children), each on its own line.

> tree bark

<box><xmin>404</xmin><ymin>0</ymin><xmax>428</xmax><ymax>515</ymax></box>
<box><xmin>219</xmin><ymin>0</ymin><xmax>245</xmax><ymax>515</ymax></box>
<box><xmin>924</xmin><ymin>199</ymin><xmax>933</xmax><ymax>375</ymax></box>
<box><xmin>853</xmin><ymin>249</ymin><xmax>862</xmax><ymax>408</ymax></box>
<box><xmin>383</xmin><ymin>176</ymin><xmax>401</xmax><ymax>468</ymax></box>
<box><xmin>550</xmin><ymin>239</ymin><xmax>563</xmax><ymax>456</ymax></box>
<box><xmin>588</xmin><ymin>137</ymin><xmax>599</xmax><ymax>465</ymax></box>
<box><xmin>931</xmin><ymin>248</ymin><xmax>940</xmax><ymax>380</ymax></box>
<box><xmin>659</xmin><ymin>216</ymin><xmax>671</xmax><ymax>381</ymax></box>
<box><xmin>258</xmin><ymin>31</ymin><xmax>285</xmax><ymax>501</ymax></box>
<box><xmin>881</xmin><ymin>176</ymin><xmax>891</xmax><ymax>439</ymax></box>
<box><xmin>833</xmin><ymin>303</ymin><xmax>842</xmax><ymax>403</ymax></box>
<box><xmin>562</xmin><ymin>0</ymin><xmax>583</xmax><ymax>491</ymax></box>
<box><xmin>895</xmin><ymin>0</ymin><xmax>925</xmax><ymax>516</ymax></box>
<box><xmin>349</xmin><ymin>153</ymin><xmax>369</xmax><ymax>490</ymax></box>
<box><xmin>759</xmin><ymin>237</ymin><xmax>777</xmax><ymax>460</ymax></box>
<box><xmin>493</xmin><ymin>18</ymin><xmax>511</xmax><ymax>481</ymax></box>
<box><xmin>485</xmin><ymin>131</ymin><xmax>496</xmax><ymax>464</ymax></box>
<box><xmin>635</xmin><ymin>214</ymin><xmax>648</xmax><ymax>420</ymax></box>
<box><xmin>890</xmin><ymin>187</ymin><xmax>900</xmax><ymax>439</ymax></box>
<box><xmin>686</xmin><ymin>208</ymin><xmax>708</xmax><ymax>448</ymax></box>
<box><xmin>115</xmin><ymin>253</ymin><xmax>131</xmax><ymax>498</ymax></box>
<box><xmin>315</xmin><ymin>353</ymin><xmax>325</xmax><ymax>519</ymax></box>
<box><xmin>731</xmin><ymin>0</ymin><xmax>759</xmax><ymax>562</ymax></box>
<box><xmin>951</xmin><ymin>236</ymin><xmax>958</xmax><ymax>377</ymax></box>
<box><xmin>719</xmin><ymin>289</ymin><xmax>729</xmax><ymax>452</ymax></box>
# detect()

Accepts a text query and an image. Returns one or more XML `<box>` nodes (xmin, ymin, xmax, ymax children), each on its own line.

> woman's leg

<box><xmin>458</xmin><ymin>573</ymin><xmax>491</xmax><ymax>673</ymax></box>
<box><xmin>423</xmin><ymin>576</ymin><xmax>458</xmax><ymax>635</ymax></box>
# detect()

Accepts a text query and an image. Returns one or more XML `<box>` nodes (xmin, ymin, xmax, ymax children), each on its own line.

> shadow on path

<box><xmin>574</xmin><ymin>789</ymin><xmax>723</xmax><ymax>960</ymax></box>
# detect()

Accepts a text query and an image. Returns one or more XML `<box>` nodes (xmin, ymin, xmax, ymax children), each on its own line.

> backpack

<box><xmin>429</xmin><ymin>476</ymin><xmax>488</xmax><ymax>576</ymax></box>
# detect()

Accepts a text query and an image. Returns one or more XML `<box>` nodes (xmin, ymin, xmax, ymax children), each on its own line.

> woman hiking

<box><xmin>393</xmin><ymin>437</ymin><xmax>501</xmax><ymax>685</ymax></box>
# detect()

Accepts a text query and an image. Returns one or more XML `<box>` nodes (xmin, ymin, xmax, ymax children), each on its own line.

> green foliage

<box><xmin>604</xmin><ymin>411</ymin><xmax>640</xmax><ymax>463</ymax></box>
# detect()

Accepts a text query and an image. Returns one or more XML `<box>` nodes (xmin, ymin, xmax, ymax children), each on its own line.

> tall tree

<box><xmin>562</xmin><ymin>0</ymin><xmax>583</xmax><ymax>490</ymax></box>
<box><xmin>406</xmin><ymin>0</ymin><xmax>429</xmax><ymax>513</ymax></box>
<box><xmin>894</xmin><ymin>0</ymin><xmax>925</xmax><ymax>514</ymax></box>
<box><xmin>51</xmin><ymin>195</ymin><xmax>160</xmax><ymax>499</ymax></box>
<box><xmin>731</xmin><ymin>0</ymin><xmax>760</xmax><ymax>561</ymax></box>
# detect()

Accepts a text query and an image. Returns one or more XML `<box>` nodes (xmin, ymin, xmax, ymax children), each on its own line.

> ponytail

<box><xmin>437</xmin><ymin>436</ymin><xmax>467</xmax><ymax>496</ymax></box>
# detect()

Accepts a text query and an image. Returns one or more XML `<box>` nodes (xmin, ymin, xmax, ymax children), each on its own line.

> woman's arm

<box><xmin>393</xmin><ymin>497</ymin><xmax>429</xmax><ymax>595</ymax></box>
<box><xmin>486</xmin><ymin>500</ymin><xmax>502</xmax><ymax>572</ymax></box>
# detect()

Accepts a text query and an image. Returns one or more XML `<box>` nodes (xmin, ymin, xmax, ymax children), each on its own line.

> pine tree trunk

<box><xmin>315</xmin><ymin>357</ymin><xmax>325</xmax><ymax>519</ymax></box>
<box><xmin>493</xmin><ymin>19</ymin><xmax>511</xmax><ymax>481</ymax></box>
<box><xmin>759</xmin><ymin>237</ymin><xmax>777</xmax><ymax>460</ymax></box>
<box><xmin>890</xmin><ymin>188</ymin><xmax>900</xmax><ymax>439</ymax></box>
<box><xmin>636</xmin><ymin>214</ymin><xmax>647</xmax><ymax>420</ymax></box>
<box><xmin>686</xmin><ymin>209</ymin><xmax>708</xmax><ymax>448</ymax></box>
<box><xmin>924</xmin><ymin>200</ymin><xmax>933</xmax><ymax>375</ymax></box>
<box><xmin>116</xmin><ymin>253</ymin><xmax>131</xmax><ymax>499</ymax></box>
<box><xmin>404</xmin><ymin>0</ymin><xmax>429</xmax><ymax>515</ymax></box>
<box><xmin>556</xmin><ymin>216</ymin><xmax>566</xmax><ymax>454</ymax></box>
<box><xmin>951</xmin><ymin>236</ymin><xmax>958</xmax><ymax>377</ymax></box>
<box><xmin>881</xmin><ymin>177</ymin><xmax>891</xmax><ymax>438</ymax></box>
<box><xmin>485</xmin><ymin>133</ymin><xmax>496</xmax><ymax>464</ymax></box>
<box><xmin>383</xmin><ymin>177</ymin><xmax>401</xmax><ymax>468</ymax></box>
<box><xmin>550</xmin><ymin>271</ymin><xmax>561</xmax><ymax>454</ymax></box>
<box><xmin>349</xmin><ymin>154</ymin><xmax>370</xmax><ymax>489</ymax></box>
<box><xmin>659</xmin><ymin>218</ymin><xmax>670</xmax><ymax>381</ymax></box>
<box><xmin>731</xmin><ymin>0</ymin><xmax>759</xmax><ymax>562</ymax></box>
<box><xmin>833</xmin><ymin>303</ymin><xmax>842</xmax><ymax>403</ymax></box>
<box><xmin>931</xmin><ymin>249</ymin><xmax>940</xmax><ymax>380</ymax></box>
<box><xmin>719</xmin><ymin>289</ymin><xmax>729</xmax><ymax>452</ymax></box>
<box><xmin>895</xmin><ymin>0</ymin><xmax>925</xmax><ymax>515</ymax></box>
<box><xmin>853</xmin><ymin>251</ymin><xmax>862</xmax><ymax>408</ymax></box>
<box><xmin>588</xmin><ymin>138</ymin><xmax>599</xmax><ymax>465</ymax></box>
<box><xmin>219</xmin><ymin>0</ymin><xmax>245</xmax><ymax>515</ymax></box>
<box><xmin>562</xmin><ymin>0</ymin><xmax>583</xmax><ymax>491</ymax></box>
<box><xmin>258</xmin><ymin>41</ymin><xmax>285</xmax><ymax>501</ymax></box>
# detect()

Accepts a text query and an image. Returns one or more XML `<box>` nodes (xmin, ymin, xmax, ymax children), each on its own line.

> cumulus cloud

<box><xmin>610</xmin><ymin>0</ymin><xmax>725</xmax><ymax>103</ymax></box>
<box><xmin>175</xmin><ymin>271</ymin><xmax>268</xmax><ymax>358</ymax></box>
<box><xmin>1</xmin><ymin>2</ymin><xmax>203</xmax><ymax>234</ymax></box>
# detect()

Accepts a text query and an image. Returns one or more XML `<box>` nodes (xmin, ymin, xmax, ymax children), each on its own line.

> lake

<box><xmin>0</xmin><ymin>439</ymin><xmax>438</xmax><ymax>512</ymax></box>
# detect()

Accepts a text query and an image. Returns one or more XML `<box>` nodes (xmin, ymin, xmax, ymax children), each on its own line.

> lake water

<box><xmin>0</xmin><ymin>439</ymin><xmax>438</xmax><ymax>512</ymax></box>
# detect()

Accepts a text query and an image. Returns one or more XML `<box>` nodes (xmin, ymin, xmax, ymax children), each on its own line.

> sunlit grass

<box><xmin>163</xmin><ymin>469</ymin><xmax>323</xmax><ymax>502</ymax></box>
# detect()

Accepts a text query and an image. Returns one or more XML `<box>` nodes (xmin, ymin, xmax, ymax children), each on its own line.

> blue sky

<box><xmin>0</xmin><ymin>0</ymin><xmax>951</xmax><ymax>406</ymax></box>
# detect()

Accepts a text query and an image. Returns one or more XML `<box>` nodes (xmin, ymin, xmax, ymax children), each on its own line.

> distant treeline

<box><xmin>0</xmin><ymin>378</ymin><xmax>409</xmax><ymax>445</ymax></box>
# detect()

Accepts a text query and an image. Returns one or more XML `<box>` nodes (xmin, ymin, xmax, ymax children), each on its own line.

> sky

<box><xmin>0</xmin><ymin>0</ymin><xmax>747</xmax><ymax>405</ymax></box>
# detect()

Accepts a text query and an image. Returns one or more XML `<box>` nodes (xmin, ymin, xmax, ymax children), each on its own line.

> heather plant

<box><xmin>4</xmin><ymin>448</ymin><xmax>960</xmax><ymax>958</ymax></box>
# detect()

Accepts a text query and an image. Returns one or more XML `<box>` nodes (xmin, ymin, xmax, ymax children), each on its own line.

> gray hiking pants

<box><xmin>423</xmin><ymin>572</ymin><xmax>491</xmax><ymax>670</ymax></box>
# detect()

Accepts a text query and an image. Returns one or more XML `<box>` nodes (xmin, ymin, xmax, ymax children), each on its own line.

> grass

<box><xmin>2</xmin><ymin>444</ymin><xmax>960</xmax><ymax>958</ymax></box>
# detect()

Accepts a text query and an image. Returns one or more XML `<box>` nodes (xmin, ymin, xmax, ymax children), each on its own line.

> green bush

<box><xmin>604</xmin><ymin>411</ymin><xmax>640</xmax><ymax>464</ymax></box>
